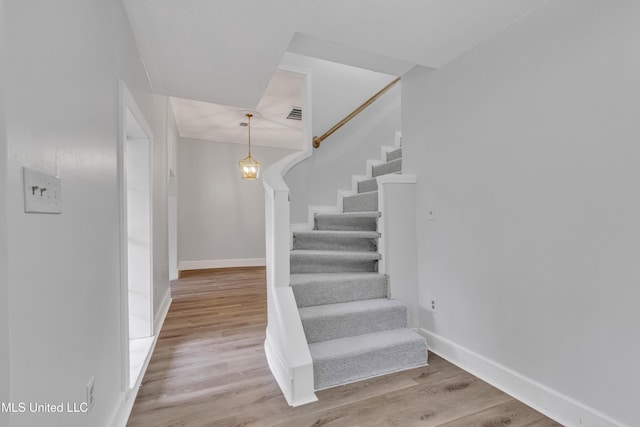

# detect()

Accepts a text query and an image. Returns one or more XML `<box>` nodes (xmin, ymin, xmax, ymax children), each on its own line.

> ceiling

<box><xmin>171</xmin><ymin>69</ymin><xmax>304</xmax><ymax>150</ymax></box>
<box><xmin>122</xmin><ymin>0</ymin><xmax>550</xmax><ymax>146</ymax></box>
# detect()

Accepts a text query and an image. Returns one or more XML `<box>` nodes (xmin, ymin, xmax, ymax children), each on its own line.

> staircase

<box><xmin>289</xmin><ymin>147</ymin><xmax>428</xmax><ymax>390</ymax></box>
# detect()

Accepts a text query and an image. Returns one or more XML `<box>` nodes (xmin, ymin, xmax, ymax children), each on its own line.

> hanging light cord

<box><xmin>246</xmin><ymin>113</ymin><xmax>253</xmax><ymax>156</ymax></box>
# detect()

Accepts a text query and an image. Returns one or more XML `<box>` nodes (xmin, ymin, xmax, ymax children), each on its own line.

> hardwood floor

<box><xmin>127</xmin><ymin>267</ymin><xmax>560</xmax><ymax>427</ymax></box>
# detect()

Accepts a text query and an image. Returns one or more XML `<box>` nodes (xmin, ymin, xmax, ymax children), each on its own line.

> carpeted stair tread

<box><xmin>291</xmin><ymin>273</ymin><xmax>388</xmax><ymax>307</ymax></box>
<box><xmin>386</xmin><ymin>147</ymin><xmax>402</xmax><ymax>161</ymax></box>
<box><xmin>343</xmin><ymin>191</ymin><xmax>378</xmax><ymax>212</ymax></box>
<box><xmin>299</xmin><ymin>298</ymin><xmax>407</xmax><ymax>343</ymax></box>
<box><xmin>309</xmin><ymin>328</ymin><xmax>428</xmax><ymax>390</ymax></box>
<box><xmin>293</xmin><ymin>230</ymin><xmax>380</xmax><ymax>252</ymax></box>
<box><xmin>357</xmin><ymin>177</ymin><xmax>378</xmax><ymax>194</ymax></box>
<box><xmin>290</xmin><ymin>250</ymin><xmax>380</xmax><ymax>274</ymax></box>
<box><xmin>314</xmin><ymin>212</ymin><xmax>380</xmax><ymax>231</ymax></box>
<box><xmin>372</xmin><ymin>158</ymin><xmax>401</xmax><ymax>177</ymax></box>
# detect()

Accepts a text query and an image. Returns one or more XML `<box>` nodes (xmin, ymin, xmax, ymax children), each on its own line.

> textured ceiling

<box><xmin>171</xmin><ymin>69</ymin><xmax>304</xmax><ymax>150</ymax></box>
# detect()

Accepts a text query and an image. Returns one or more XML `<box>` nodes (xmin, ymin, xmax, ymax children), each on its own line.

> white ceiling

<box><xmin>171</xmin><ymin>69</ymin><xmax>304</xmax><ymax>150</ymax></box>
<box><xmin>122</xmin><ymin>0</ymin><xmax>549</xmax><ymax>146</ymax></box>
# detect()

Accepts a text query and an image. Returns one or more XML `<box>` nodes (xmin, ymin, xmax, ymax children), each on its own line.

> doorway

<box><xmin>119</xmin><ymin>81</ymin><xmax>154</xmax><ymax>390</ymax></box>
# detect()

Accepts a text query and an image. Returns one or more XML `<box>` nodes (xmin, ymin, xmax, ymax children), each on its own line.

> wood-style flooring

<box><xmin>127</xmin><ymin>267</ymin><xmax>561</xmax><ymax>427</ymax></box>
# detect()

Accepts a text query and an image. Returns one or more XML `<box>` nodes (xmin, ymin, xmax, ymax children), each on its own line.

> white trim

<box><xmin>420</xmin><ymin>329</ymin><xmax>627</xmax><ymax>427</ymax></box>
<box><xmin>394</xmin><ymin>130</ymin><xmax>402</xmax><ymax>147</ymax></box>
<box><xmin>109</xmin><ymin>294</ymin><xmax>171</xmax><ymax>427</ymax></box>
<box><xmin>264</xmin><ymin>331</ymin><xmax>318</xmax><ymax>407</ymax></box>
<box><xmin>178</xmin><ymin>258</ymin><xmax>266</xmax><ymax>271</ymax></box>
<box><xmin>117</xmin><ymin>80</ymin><xmax>130</xmax><ymax>394</ymax></box>
<box><xmin>117</xmin><ymin>79</ymin><xmax>155</xmax><ymax>392</ymax></box>
<box><xmin>154</xmin><ymin>289</ymin><xmax>172</xmax><ymax>335</ymax></box>
<box><xmin>377</xmin><ymin>173</ymin><xmax>417</xmax><ymax>185</ymax></box>
<box><xmin>263</xmin><ymin>333</ymin><xmax>290</xmax><ymax>400</ymax></box>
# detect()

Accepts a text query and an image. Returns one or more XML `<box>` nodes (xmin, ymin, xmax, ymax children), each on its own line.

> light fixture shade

<box><xmin>239</xmin><ymin>154</ymin><xmax>260</xmax><ymax>180</ymax></box>
<box><xmin>239</xmin><ymin>112</ymin><xmax>261</xmax><ymax>180</ymax></box>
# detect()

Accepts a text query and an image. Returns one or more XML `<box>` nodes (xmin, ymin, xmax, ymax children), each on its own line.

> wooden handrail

<box><xmin>312</xmin><ymin>77</ymin><xmax>400</xmax><ymax>148</ymax></box>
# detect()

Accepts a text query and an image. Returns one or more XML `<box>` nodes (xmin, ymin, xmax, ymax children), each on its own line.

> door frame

<box><xmin>117</xmin><ymin>79</ymin><xmax>155</xmax><ymax>391</ymax></box>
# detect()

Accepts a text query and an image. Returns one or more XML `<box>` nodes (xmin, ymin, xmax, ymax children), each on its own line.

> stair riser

<box><xmin>302</xmin><ymin>305</ymin><xmax>407</xmax><ymax>344</ymax></box>
<box><xmin>293</xmin><ymin>235</ymin><xmax>377</xmax><ymax>252</ymax></box>
<box><xmin>292</xmin><ymin>278</ymin><xmax>388</xmax><ymax>307</ymax></box>
<box><xmin>315</xmin><ymin>217</ymin><xmax>378</xmax><ymax>231</ymax></box>
<box><xmin>372</xmin><ymin>158</ymin><xmax>401</xmax><ymax>177</ymax></box>
<box><xmin>357</xmin><ymin>178</ymin><xmax>377</xmax><ymax>194</ymax></box>
<box><xmin>312</xmin><ymin>339</ymin><xmax>427</xmax><ymax>390</ymax></box>
<box><xmin>290</xmin><ymin>258</ymin><xmax>378</xmax><ymax>274</ymax></box>
<box><xmin>386</xmin><ymin>148</ymin><xmax>402</xmax><ymax>162</ymax></box>
<box><xmin>343</xmin><ymin>192</ymin><xmax>378</xmax><ymax>212</ymax></box>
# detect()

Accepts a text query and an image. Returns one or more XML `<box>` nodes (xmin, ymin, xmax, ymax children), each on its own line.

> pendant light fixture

<box><xmin>238</xmin><ymin>113</ymin><xmax>260</xmax><ymax>180</ymax></box>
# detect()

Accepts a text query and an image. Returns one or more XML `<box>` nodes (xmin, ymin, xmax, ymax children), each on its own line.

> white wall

<box><xmin>178</xmin><ymin>138</ymin><xmax>295</xmax><ymax>269</ymax></box>
<box><xmin>281</xmin><ymin>53</ymin><xmax>401</xmax><ymax>223</ymax></box>
<box><xmin>0</xmin><ymin>1</ymin><xmax>11</xmax><ymax>419</ymax></box>
<box><xmin>0</xmin><ymin>140</ymin><xmax>8</xmax><ymax>426</ymax></box>
<box><xmin>0</xmin><ymin>147</ymin><xmax>9</xmax><ymax>427</ymax></box>
<box><xmin>403</xmin><ymin>1</ymin><xmax>640</xmax><ymax>426</ymax></box>
<box><xmin>3</xmin><ymin>1</ymin><xmax>175</xmax><ymax>426</ymax></box>
<box><xmin>167</xmin><ymin>103</ymin><xmax>178</xmax><ymax>176</ymax></box>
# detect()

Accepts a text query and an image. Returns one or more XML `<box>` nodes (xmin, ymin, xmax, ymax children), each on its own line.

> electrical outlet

<box><xmin>428</xmin><ymin>298</ymin><xmax>437</xmax><ymax>312</ymax></box>
<box><xmin>426</xmin><ymin>204</ymin><xmax>435</xmax><ymax>221</ymax></box>
<box><xmin>86</xmin><ymin>377</ymin><xmax>95</xmax><ymax>412</ymax></box>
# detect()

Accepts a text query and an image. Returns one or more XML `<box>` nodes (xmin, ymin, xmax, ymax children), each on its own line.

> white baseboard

<box><xmin>109</xmin><ymin>389</ymin><xmax>133</xmax><ymax>427</ymax></box>
<box><xmin>420</xmin><ymin>329</ymin><xmax>626</xmax><ymax>427</ymax></box>
<box><xmin>154</xmin><ymin>289</ymin><xmax>172</xmax><ymax>335</ymax></box>
<box><xmin>110</xmin><ymin>293</ymin><xmax>172</xmax><ymax>427</ymax></box>
<box><xmin>178</xmin><ymin>258</ymin><xmax>266</xmax><ymax>271</ymax></box>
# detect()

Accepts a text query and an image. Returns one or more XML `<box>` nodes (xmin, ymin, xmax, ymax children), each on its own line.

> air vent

<box><xmin>286</xmin><ymin>107</ymin><xmax>302</xmax><ymax>121</ymax></box>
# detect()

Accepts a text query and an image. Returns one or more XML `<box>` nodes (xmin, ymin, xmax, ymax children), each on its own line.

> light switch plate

<box><xmin>23</xmin><ymin>167</ymin><xmax>62</xmax><ymax>214</ymax></box>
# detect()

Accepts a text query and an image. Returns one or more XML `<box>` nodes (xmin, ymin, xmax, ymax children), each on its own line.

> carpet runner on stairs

<box><xmin>290</xmin><ymin>147</ymin><xmax>428</xmax><ymax>390</ymax></box>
